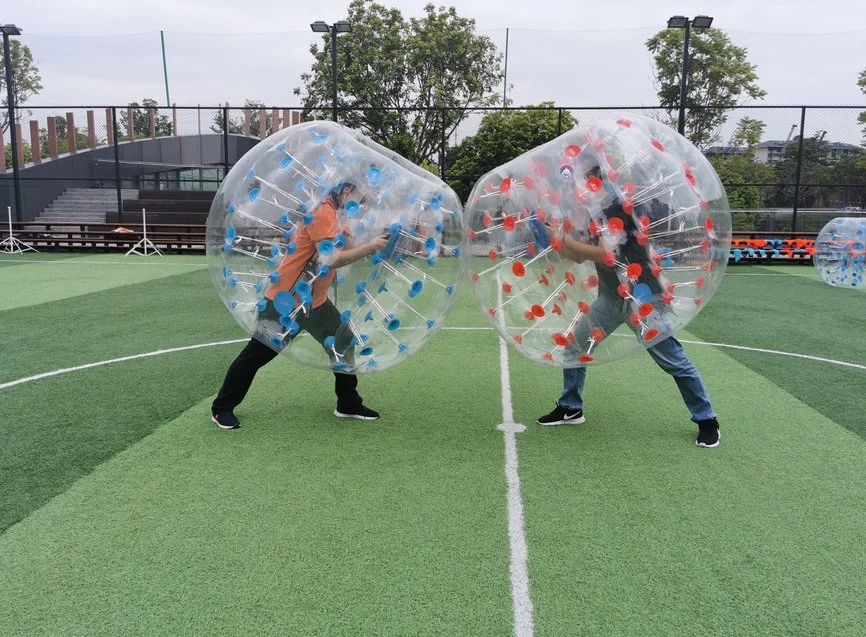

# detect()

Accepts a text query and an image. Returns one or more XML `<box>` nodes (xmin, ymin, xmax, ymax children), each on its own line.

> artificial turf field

<box><xmin>1</xmin><ymin>253</ymin><xmax>864</xmax><ymax>636</ymax></box>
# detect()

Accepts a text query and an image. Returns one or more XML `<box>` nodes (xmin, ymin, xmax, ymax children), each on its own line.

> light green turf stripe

<box><xmin>0</xmin><ymin>254</ymin><xmax>208</xmax><ymax>310</ymax></box>
<box><xmin>728</xmin><ymin>263</ymin><xmax>822</xmax><ymax>279</ymax></box>
<box><xmin>510</xmin><ymin>330</ymin><xmax>866</xmax><ymax>636</ymax></box>
<box><xmin>0</xmin><ymin>330</ymin><xmax>516</xmax><ymax>637</ymax></box>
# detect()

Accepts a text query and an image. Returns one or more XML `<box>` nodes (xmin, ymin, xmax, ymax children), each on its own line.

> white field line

<box><xmin>495</xmin><ymin>271</ymin><xmax>535</xmax><ymax>637</ymax></box>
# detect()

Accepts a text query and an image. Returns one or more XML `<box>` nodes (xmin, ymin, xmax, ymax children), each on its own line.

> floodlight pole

<box><xmin>330</xmin><ymin>27</ymin><xmax>338</xmax><ymax>122</ymax></box>
<box><xmin>2</xmin><ymin>25</ymin><xmax>23</xmax><ymax>222</ymax></box>
<box><xmin>312</xmin><ymin>21</ymin><xmax>351</xmax><ymax>124</ymax></box>
<box><xmin>668</xmin><ymin>16</ymin><xmax>713</xmax><ymax>137</ymax></box>
<box><xmin>677</xmin><ymin>21</ymin><xmax>691</xmax><ymax>135</ymax></box>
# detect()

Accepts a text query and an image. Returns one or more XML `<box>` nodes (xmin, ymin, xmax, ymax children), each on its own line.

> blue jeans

<box><xmin>558</xmin><ymin>295</ymin><xmax>716</xmax><ymax>423</ymax></box>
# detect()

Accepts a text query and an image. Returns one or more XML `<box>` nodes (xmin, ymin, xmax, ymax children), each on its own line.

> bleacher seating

<box><xmin>729</xmin><ymin>235</ymin><xmax>816</xmax><ymax>263</ymax></box>
<box><xmin>105</xmin><ymin>190</ymin><xmax>216</xmax><ymax>225</ymax></box>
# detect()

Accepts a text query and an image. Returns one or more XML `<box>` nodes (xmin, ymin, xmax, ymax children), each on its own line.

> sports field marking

<box><xmin>0</xmin><ymin>339</ymin><xmax>247</xmax><ymax>390</ymax></box>
<box><xmin>2</xmin><ymin>330</ymin><xmax>864</xmax><ymax>392</ymax></box>
<box><xmin>676</xmin><ymin>339</ymin><xmax>866</xmax><ymax>370</ymax></box>
<box><xmin>725</xmin><ymin>272</ymin><xmax>820</xmax><ymax>277</ymax></box>
<box><xmin>0</xmin><ymin>258</ymin><xmax>206</xmax><ymax>267</ymax></box>
<box><xmin>494</xmin><ymin>273</ymin><xmax>535</xmax><ymax>637</ymax></box>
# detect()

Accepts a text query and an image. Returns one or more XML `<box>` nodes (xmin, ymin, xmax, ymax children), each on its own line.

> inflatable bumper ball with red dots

<box><xmin>461</xmin><ymin>114</ymin><xmax>731</xmax><ymax>367</ymax></box>
<box><xmin>208</xmin><ymin>121</ymin><xmax>464</xmax><ymax>373</ymax></box>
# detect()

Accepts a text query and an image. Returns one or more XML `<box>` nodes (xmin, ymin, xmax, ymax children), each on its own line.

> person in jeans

<box><xmin>536</xmin><ymin>166</ymin><xmax>721</xmax><ymax>447</ymax></box>
<box><xmin>211</xmin><ymin>182</ymin><xmax>387</xmax><ymax>430</ymax></box>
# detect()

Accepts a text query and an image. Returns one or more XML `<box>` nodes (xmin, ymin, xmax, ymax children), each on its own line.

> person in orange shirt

<box><xmin>212</xmin><ymin>183</ymin><xmax>388</xmax><ymax>429</ymax></box>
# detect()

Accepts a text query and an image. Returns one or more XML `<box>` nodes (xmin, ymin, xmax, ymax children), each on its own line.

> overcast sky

<box><xmin>9</xmin><ymin>0</ymin><xmax>866</xmax><ymax>143</ymax></box>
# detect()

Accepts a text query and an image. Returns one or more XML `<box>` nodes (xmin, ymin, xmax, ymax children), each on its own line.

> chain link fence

<box><xmin>2</xmin><ymin>104</ymin><xmax>865</xmax><ymax>231</ymax></box>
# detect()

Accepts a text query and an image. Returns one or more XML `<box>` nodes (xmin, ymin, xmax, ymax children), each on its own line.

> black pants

<box><xmin>212</xmin><ymin>299</ymin><xmax>361</xmax><ymax>413</ymax></box>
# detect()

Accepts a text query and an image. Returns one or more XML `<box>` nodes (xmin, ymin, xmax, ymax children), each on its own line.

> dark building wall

<box><xmin>1</xmin><ymin>134</ymin><xmax>259</xmax><ymax>222</ymax></box>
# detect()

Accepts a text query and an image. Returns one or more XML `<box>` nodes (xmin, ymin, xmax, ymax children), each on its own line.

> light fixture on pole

<box><xmin>2</xmin><ymin>23</ymin><xmax>24</xmax><ymax>222</ymax></box>
<box><xmin>666</xmin><ymin>15</ymin><xmax>713</xmax><ymax>135</ymax></box>
<box><xmin>310</xmin><ymin>20</ymin><xmax>352</xmax><ymax>122</ymax></box>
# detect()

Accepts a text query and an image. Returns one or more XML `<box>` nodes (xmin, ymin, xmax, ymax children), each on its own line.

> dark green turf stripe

<box><xmin>688</xmin><ymin>265</ymin><xmax>866</xmax><ymax>439</ymax></box>
<box><xmin>0</xmin><ymin>255</ymin><xmax>206</xmax><ymax>310</ymax></box>
<box><xmin>0</xmin><ymin>330</ymin><xmax>515</xmax><ymax>636</ymax></box>
<box><xmin>0</xmin><ymin>269</ymin><xmax>238</xmax><ymax>383</ymax></box>
<box><xmin>509</xmin><ymin>339</ymin><xmax>866</xmax><ymax>636</ymax></box>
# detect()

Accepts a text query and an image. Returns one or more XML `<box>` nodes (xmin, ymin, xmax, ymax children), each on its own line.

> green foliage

<box><xmin>646</xmin><ymin>28</ymin><xmax>765</xmax><ymax>149</ymax></box>
<box><xmin>773</xmin><ymin>137</ymin><xmax>833</xmax><ymax>208</ymax></box>
<box><xmin>209</xmin><ymin>99</ymin><xmax>275</xmax><ymax>137</ymax></box>
<box><xmin>731</xmin><ymin>116</ymin><xmax>765</xmax><ymax>152</ymax></box>
<box><xmin>0</xmin><ymin>40</ymin><xmax>42</xmax><ymax>133</ymax></box>
<box><xmin>817</xmin><ymin>151</ymin><xmax>866</xmax><ymax>209</ymax></box>
<box><xmin>710</xmin><ymin>156</ymin><xmax>762</xmax><ymax>211</ymax></box>
<box><xmin>38</xmin><ymin>116</ymin><xmax>92</xmax><ymax>158</ymax></box>
<box><xmin>4</xmin><ymin>140</ymin><xmax>32</xmax><ymax>166</ymax></box>
<box><xmin>445</xmin><ymin>103</ymin><xmax>576</xmax><ymax>201</ymax></box>
<box><xmin>119</xmin><ymin>98</ymin><xmax>173</xmax><ymax>139</ymax></box>
<box><xmin>294</xmin><ymin>0</ymin><xmax>502</xmax><ymax>164</ymax></box>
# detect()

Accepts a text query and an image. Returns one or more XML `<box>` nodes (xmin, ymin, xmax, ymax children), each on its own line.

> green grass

<box><xmin>0</xmin><ymin>257</ymin><xmax>864</xmax><ymax>636</ymax></box>
<box><xmin>0</xmin><ymin>254</ymin><xmax>206</xmax><ymax>310</ymax></box>
<box><xmin>688</xmin><ymin>264</ymin><xmax>866</xmax><ymax>438</ymax></box>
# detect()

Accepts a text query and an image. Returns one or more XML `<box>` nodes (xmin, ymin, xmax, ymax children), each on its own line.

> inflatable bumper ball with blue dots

<box><xmin>813</xmin><ymin>217</ymin><xmax>866</xmax><ymax>289</ymax></box>
<box><xmin>462</xmin><ymin>114</ymin><xmax>731</xmax><ymax>367</ymax></box>
<box><xmin>207</xmin><ymin>120</ymin><xmax>464</xmax><ymax>372</ymax></box>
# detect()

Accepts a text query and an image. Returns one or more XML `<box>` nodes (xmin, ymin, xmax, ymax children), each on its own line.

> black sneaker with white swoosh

<box><xmin>537</xmin><ymin>404</ymin><xmax>585</xmax><ymax>426</ymax></box>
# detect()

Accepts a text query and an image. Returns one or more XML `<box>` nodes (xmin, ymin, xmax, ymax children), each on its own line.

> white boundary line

<box><xmin>0</xmin><ymin>258</ymin><xmax>205</xmax><ymax>267</ymax></box>
<box><xmin>676</xmin><ymin>339</ymin><xmax>866</xmax><ymax>370</ymax></box>
<box><xmin>0</xmin><ymin>339</ymin><xmax>247</xmax><ymax>390</ymax></box>
<box><xmin>494</xmin><ymin>273</ymin><xmax>535</xmax><ymax>637</ymax></box>
<box><xmin>1</xmin><ymin>329</ymin><xmax>864</xmax><ymax>392</ymax></box>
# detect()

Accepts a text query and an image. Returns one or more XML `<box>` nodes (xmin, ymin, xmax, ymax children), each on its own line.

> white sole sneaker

<box><xmin>211</xmin><ymin>415</ymin><xmax>240</xmax><ymax>429</ymax></box>
<box><xmin>537</xmin><ymin>414</ymin><xmax>586</xmax><ymax>426</ymax></box>
<box><xmin>333</xmin><ymin>409</ymin><xmax>379</xmax><ymax>421</ymax></box>
<box><xmin>696</xmin><ymin>430</ymin><xmax>721</xmax><ymax>448</ymax></box>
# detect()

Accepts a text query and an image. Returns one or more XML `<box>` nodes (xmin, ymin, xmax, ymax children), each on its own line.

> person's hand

<box><xmin>542</xmin><ymin>221</ymin><xmax>559</xmax><ymax>242</ymax></box>
<box><xmin>367</xmin><ymin>233</ymin><xmax>390</xmax><ymax>255</ymax></box>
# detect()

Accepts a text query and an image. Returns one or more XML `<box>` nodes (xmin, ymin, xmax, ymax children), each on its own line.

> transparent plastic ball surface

<box><xmin>813</xmin><ymin>217</ymin><xmax>866</xmax><ymax>289</ymax></box>
<box><xmin>461</xmin><ymin>114</ymin><xmax>731</xmax><ymax>367</ymax></box>
<box><xmin>207</xmin><ymin>121</ymin><xmax>464</xmax><ymax>373</ymax></box>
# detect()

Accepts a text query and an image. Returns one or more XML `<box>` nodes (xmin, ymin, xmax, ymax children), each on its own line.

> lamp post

<box><xmin>666</xmin><ymin>15</ymin><xmax>713</xmax><ymax>136</ymax></box>
<box><xmin>310</xmin><ymin>20</ymin><xmax>352</xmax><ymax>122</ymax></box>
<box><xmin>2</xmin><ymin>23</ymin><xmax>23</xmax><ymax>221</ymax></box>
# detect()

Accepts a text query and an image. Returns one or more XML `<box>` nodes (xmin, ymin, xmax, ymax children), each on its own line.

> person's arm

<box><xmin>543</xmin><ymin>222</ymin><xmax>606</xmax><ymax>264</ymax></box>
<box><xmin>559</xmin><ymin>235</ymin><xmax>607</xmax><ymax>264</ymax></box>
<box><xmin>326</xmin><ymin>234</ymin><xmax>389</xmax><ymax>268</ymax></box>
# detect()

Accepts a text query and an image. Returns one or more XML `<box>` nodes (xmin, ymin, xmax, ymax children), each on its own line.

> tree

<box><xmin>4</xmin><ymin>140</ymin><xmax>32</xmax><ymax>166</ymax></box>
<box><xmin>858</xmin><ymin>67</ymin><xmax>866</xmax><ymax>144</ymax></box>
<box><xmin>119</xmin><ymin>98</ymin><xmax>172</xmax><ymax>139</ymax></box>
<box><xmin>822</xmin><ymin>151</ymin><xmax>866</xmax><ymax>209</ymax></box>
<box><xmin>773</xmin><ymin>137</ymin><xmax>832</xmax><ymax>209</ymax></box>
<box><xmin>38</xmin><ymin>116</ymin><xmax>91</xmax><ymax>158</ymax></box>
<box><xmin>730</xmin><ymin>116</ymin><xmax>765</xmax><ymax>152</ymax></box>
<box><xmin>645</xmin><ymin>28</ymin><xmax>766</xmax><ymax>149</ymax></box>
<box><xmin>0</xmin><ymin>40</ymin><xmax>42</xmax><ymax>133</ymax></box>
<box><xmin>294</xmin><ymin>0</ymin><xmax>502</xmax><ymax>165</ymax></box>
<box><xmin>445</xmin><ymin>103</ymin><xmax>577</xmax><ymax>201</ymax></box>
<box><xmin>210</xmin><ymin>99</ymin><xmax>274</xmax><ymax>137</ymax></box>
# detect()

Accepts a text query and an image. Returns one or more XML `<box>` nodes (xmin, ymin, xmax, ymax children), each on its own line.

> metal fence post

<box><xmin>440</xmin><ymin>108</ymin><xmax>446</xmax><ymax>181</ymax></box>
<box><xmin>556</xmin><ymin>108</ymin><xmax>563</xmax><ymax>136</ymax></box>
<box><xmin>222</xmin><ymin>105</ymin><xmax>230</xmax><ymax>179</ymax></box>
<box><xmin>791</xmin><ymin>106</ymin><xmax>806</xmax><ymax>233</ymax></box>
<box><xmin>112</xmin><ymin>107</ymin><xmax>123</xmax><ymax>224</ymax></box>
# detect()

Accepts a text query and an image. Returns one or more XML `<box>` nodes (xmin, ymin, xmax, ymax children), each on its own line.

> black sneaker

<box><xmin>537</xmin><ymin>404</ymin><xmax>585</xmax><ymax>426</ymax></box>
<box><xmin>212</xmin><ymin>411</ymin><xmax>240</xmax><ymax>429</ymax></box>
<box><xmin>334</xmin><ymin>404</ymin><xmax>380</xmax><ymax>420</ymax></box>
<box><xmin>696</xmin><ymin>418</ymin><xmax>720</xmax><ymax>448</ymax></box>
